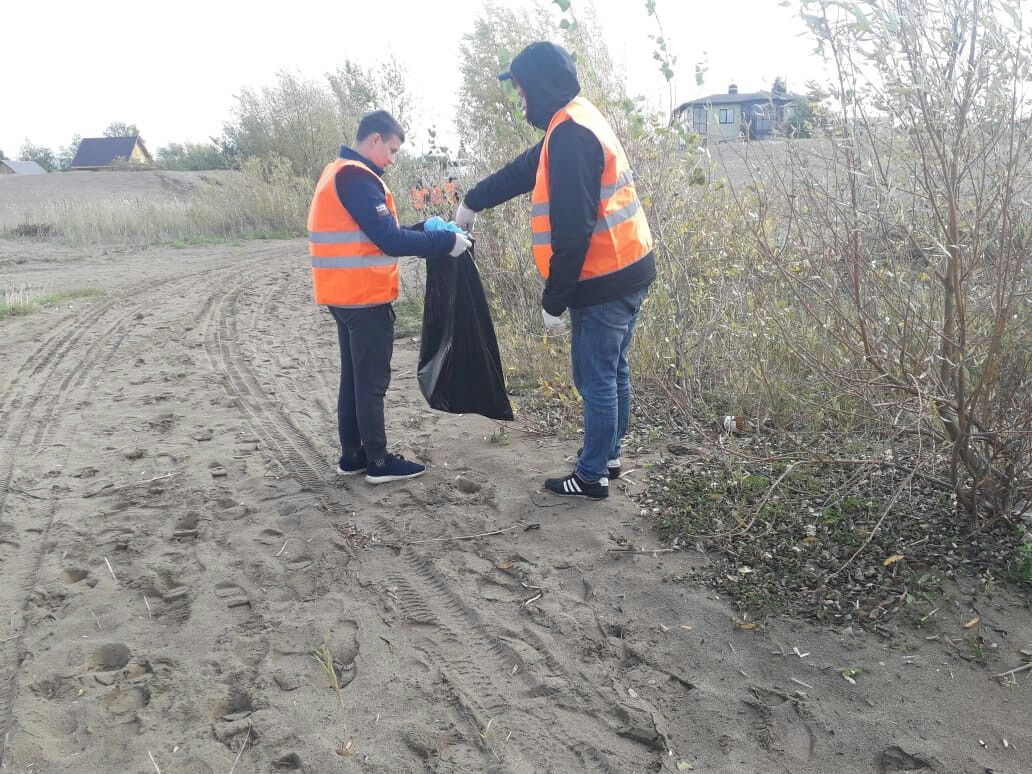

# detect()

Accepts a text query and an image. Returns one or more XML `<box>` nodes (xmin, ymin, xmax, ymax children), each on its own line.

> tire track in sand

<box><xmin>0</xmin><ymin>263</ymin><xmax>254</xmax><ymax>767</ymax></box>
<box><xmin>200</xmin><ymin>260</ymin><xmax>648</xmax><ymax>772</ymax></box>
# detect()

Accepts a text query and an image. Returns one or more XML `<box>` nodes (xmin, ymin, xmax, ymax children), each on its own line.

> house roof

<box><xmin>71</xmin><ymin>136</ymin><xmax>150</xmax><ymax>168</ymax></box>
<box><xmin>674</xmin><ymin>89</ymin><xmax>802</xmax><ymax>113</ymax></box>
<box><xmin>1</xmin><ymin>159</ymin><xmax>47</xmax><ymax>174</ymax></box>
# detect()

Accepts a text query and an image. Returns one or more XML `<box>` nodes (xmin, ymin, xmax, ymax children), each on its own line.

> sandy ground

<box><xmin>0</xmin><ymin>186</ymin><xmax>1030</xmax><ymax>772</ymax></box>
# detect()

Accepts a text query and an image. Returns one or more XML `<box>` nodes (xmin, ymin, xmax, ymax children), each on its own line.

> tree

<box><xmin>156</xmin><ymin>141</ymin><xmax>231</xmax><ymax>171</ymax></box>
<box><xmin>457</xmin><ymin>2</ymin><xmax>555</xmax><ymax>172</ymax></box>
<box><xmin>0</xmin><ymin>148</ymin><xmax>5</xmax><ymax>160</ymax></box>
<box><xmin>781</xmin><ymin>96</ymin><xmax>831</xmax><ymax>138</ymax></box>
<box><xmin>222</xmin><ymin>60</ymin><xmax>420</xmax><ymax>180</ymax></box>
<box><xmin>104</xmin><ymin>122</ymin><xmax>140</xmax><ymax>138</ymax></box>
<box><xmin>18</xmin><ymin>140</ymin><xmax>57</xmax><ymax>172</ymax></box>
<box><xmin>221</xmin><ymin>70</ymin><xmax>342</xmax><ymax>180</ymax></box>
<box><xmin>57</xmin><ymin>135</ymin><xmax>81</xmax><ymax>171</ymax></box>
<box><xmin>326</xmin><ymin>60</ymin><xmax>380</xmax><ymax>146</ymax></box>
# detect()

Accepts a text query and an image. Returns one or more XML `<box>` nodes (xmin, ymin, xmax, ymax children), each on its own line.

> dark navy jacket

<box><xmin>334</xmin><ymin>146</ymin><xmax>454</xmax><ymax>259</ymax></box>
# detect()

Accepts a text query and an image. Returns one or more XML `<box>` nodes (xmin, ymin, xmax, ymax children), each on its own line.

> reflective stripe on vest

<box><xmin>307</xmin><ymin>158</ymin><xmax>400</xmax><ymax>307</ymax></box>
<box><xmin>530</xmin><ymin>97</ymin><xmax>653</xmax><ymax>280</ymax></box>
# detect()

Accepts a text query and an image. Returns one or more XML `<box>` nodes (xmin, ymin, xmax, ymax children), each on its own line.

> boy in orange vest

<box><xmin>308</xmin><ymin>110</ymin><xmax>471</xmax><ymax>483</ymax></box>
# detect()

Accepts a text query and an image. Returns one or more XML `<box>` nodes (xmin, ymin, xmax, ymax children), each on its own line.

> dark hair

<box><xmin>356</xmin><ymin>110</ymin><xmax>405</xmax><ymax>143</ymax></box>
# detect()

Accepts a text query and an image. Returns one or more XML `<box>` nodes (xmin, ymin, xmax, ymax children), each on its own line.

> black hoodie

<box><xmin>463</xmin><ymin>42</ymin><xmax>655</xmax><ymax>316</ymax></box>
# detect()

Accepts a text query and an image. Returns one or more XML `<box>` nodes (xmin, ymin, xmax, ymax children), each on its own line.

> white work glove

<box><xmin>541</xmin><ymin>309</ymin><xmax>566</xmax><ymax>332</ymax></box>
<box><xmin>454</xmin><ymin>201</ymin><xmax>478</xmax><ymax>231</ymax></box>
<box><xmin>449</xmin><ymin>231</ymin><xmax>473</xmax><ymax>257</ymax></box>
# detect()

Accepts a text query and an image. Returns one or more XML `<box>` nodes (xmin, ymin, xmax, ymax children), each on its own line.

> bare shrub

<box><xmin>733</xmin><ymin>0</ymin><xmax>1032</xmax><ymax>519</ymax></box>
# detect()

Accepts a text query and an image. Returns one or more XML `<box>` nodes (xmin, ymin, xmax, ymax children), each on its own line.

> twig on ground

<box><xmin>31</xmin><ymin>442</ymin><xmax>67</xmax><ymax>459</ymax></box>
<box><xmin>530</xmin><ymin>495</ymin><xmax>573</xmax><ymax>508</ymax></box>
<box><xmin>489</xmin><ymin>419</ymin><xmax>554</xmax><ymax>438</ymax></box>
<box><xmin>827</xmin><ymin>465</ymin><xmax>919</xmax><ymax>579</ymax></box>
<box><xmin>227</xmin><ymin>723</ymin><xmax>251</xmax><ymax>774</ymax></box>
<box><xmin>147</xmin><ymin>750</ymin><xmax>161</xmax><ymax>774</ymax></box>
<box><xmin>10</xmin><ymin>487</ymin><xmax>47</xmax><ymax>501</ymax></box>
<box><xmin>790</xmin><ymin>677</ymin><xmax>815</xmax><ymax>691</ymax></box>
<box><xmin>405</xmin><ymin>525</ymin><xmax>520</xmax><ymax>544</ymax></box>
<box><xmin>84</xmin><ymin>472</ymin><xmax>180</xmax><ymax>498</ymax></box>
<box><xmin>104</xmin><ymin>557</ymin><xmax>118</xmax><ymax>584</ymax></box>
<box><xmin>142</xmin><ymin>595</ymin><xmax>152</xmax><ymax>621</ymax></box>
<box><xmin>604</xmin><ymin>547</ymin><xmax>677</xmax><ymax>555</ymax></box>
<box><xmin>686</xmin><ymin>461</ymin><xmax>804</xmax><ymax>540</ymax></box>
<box><xmin>991</xmin><ymin>663</ymin><xmax>1032</xmax><ymax>680</ymax></box>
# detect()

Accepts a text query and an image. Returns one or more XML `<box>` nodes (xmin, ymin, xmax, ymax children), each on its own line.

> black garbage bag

<box><xmin>418</xmin><ymin>246</ymin><xmax>514</xmax><ymax>421</ymax></box>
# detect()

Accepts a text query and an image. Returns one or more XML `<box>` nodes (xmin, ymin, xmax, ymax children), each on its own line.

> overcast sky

<box><xmin>1</xmin><ymin>0</ymin><xmax>827</xmax><ymax>158</ymax></box>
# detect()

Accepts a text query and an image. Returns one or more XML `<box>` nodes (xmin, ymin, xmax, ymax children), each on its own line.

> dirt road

<box><xmin>1</xmin><ymin>238</ymin><xmax>1029</xmax><ymax>773</ymax></box>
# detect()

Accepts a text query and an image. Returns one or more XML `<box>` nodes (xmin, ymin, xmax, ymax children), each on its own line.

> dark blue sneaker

<box><xmin>336</xmin><ymin>449</ymin><xmax>367</xmax><ymax>476</ymax></box>
<box><xmin>545</xmin><ymin>471</ymin><xmax>609</xmax><ymax>500</ymax></box>
<box><xmin>365</xmin><ymin>453</ymin><xmax>425</xmax><ymax>485</ymax></box>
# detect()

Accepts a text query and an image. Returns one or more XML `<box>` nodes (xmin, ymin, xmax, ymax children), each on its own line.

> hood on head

<box><xmin>499</xmin><ymin>41</ymin><xmax>580</xmax><ymax>130</ymax></box>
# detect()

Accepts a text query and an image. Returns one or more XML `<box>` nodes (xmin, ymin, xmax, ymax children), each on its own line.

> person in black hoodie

<box><xmin>455</xmin><ymin>41</ymin><xmax>656</xmax><ymax>501</ymax></box>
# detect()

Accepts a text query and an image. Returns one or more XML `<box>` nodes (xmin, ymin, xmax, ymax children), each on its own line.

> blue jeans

<box><xmin>570</xmin><ymin>287</ymin><xmax>648</xmax><ymax>482</ymax></box>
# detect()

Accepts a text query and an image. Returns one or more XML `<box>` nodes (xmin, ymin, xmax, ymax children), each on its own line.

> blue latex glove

<box><xmin>423</xmin><ymin>216</ymin><xmax>464</xmax><ymax>234</ymax></box>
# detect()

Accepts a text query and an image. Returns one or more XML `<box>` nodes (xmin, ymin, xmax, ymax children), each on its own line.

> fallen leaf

<box><xmin>495</xmin><ymin>561</ymin><xmax>513</xmax><ymax>570</ymax></box>
<box><xmin>740</xmin><ymin>623</ymin><xmax>756</xmax><ymax>630</ymax></box>
<box><xmin>883</xmin><ymin>554</ymin><xmax>905</xmax><ymax>566</ymax></box>
<box><xmin>677</xmin><ymin>763</ymin><xmax>694</xmax><ymax>771</ymax></box>
<box><xmin>963</xmin><ymin>617</ymin><xmax>980</xmax><ymax>629</ymax></box>
<box><xmin>841</xmin><ymin>667</ymin><xmax>862</xmax><ymax>685</ymax></box>
<box><xmin>335</xmin><ymin>738</ymin><xmax>354</xmax><ymax>756</ymax></box>
<box><xmin>680</xmin><ymin>625</ymin><xmax>693</xmax><ymax>631</ymax></box>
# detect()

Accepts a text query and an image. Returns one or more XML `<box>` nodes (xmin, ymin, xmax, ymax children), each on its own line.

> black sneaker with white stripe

<box><xmin>545</xmin><ymin>471</ymin><xmax>609</xmax><ymax>500</ymax></box>
<box><xmin>576</xmin><ymin>447</ymin><xmax>621</xmax><ymax>479</ymax></box>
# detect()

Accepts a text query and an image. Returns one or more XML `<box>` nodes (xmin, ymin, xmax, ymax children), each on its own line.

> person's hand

<box><xmin>542</xmin><ymin>309</ymin><xmax>566</xmax><ymax>332</ymax></box>
<box><xmin>454</xmin><ymin>202</ymin><xmax>478</xmax><ymax>231</ymax></box>
<box><xmin>449</xmin><ymin>231</ymin><xmax>473</xmax><ymax>257</ymax></box>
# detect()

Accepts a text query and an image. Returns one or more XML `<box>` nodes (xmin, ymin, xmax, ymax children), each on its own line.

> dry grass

<box><xmin>311</xmin><ymin>639</ymin><xmax>354</xmax><ymax>757</ymax></box>
<box><xmin>0</xmin><ymin>283</ymin><xmax>103</xmax><ymax>319</ymax></box>
<box><xmin>0</xmin><ymin>159</ymin><xmax>309</xmax><ymax>247</ymax></box>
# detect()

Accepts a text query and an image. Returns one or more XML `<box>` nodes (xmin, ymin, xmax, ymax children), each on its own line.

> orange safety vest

<box><xmin>411</xmin><ymin>187</ymin><xmax>426</xmax><ymax>211</ymax></box>
<box><xmin>531</xmin><ymin>97</ymin><xmax>653</xmax><ymax>280</ymax></box>
<box><xmin>307</xmin><ymin>159</ymin><xmax>399</xmax><ymax>307</ymax></box>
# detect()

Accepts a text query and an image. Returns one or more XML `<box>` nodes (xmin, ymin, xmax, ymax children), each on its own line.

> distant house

<box><xmin>674</xmin><ymin>79</ymin><xmax>801</xmax><ymax>144</ymax></box>
<box><xmin>0</xmin><ymin>159</ymin><xmax>47</xmax><ymax>175</ymax></box>
<box><xmin>70</xmin><ymin>136</ymin><xmax>153</xmax><ymax>170</ymax></box>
